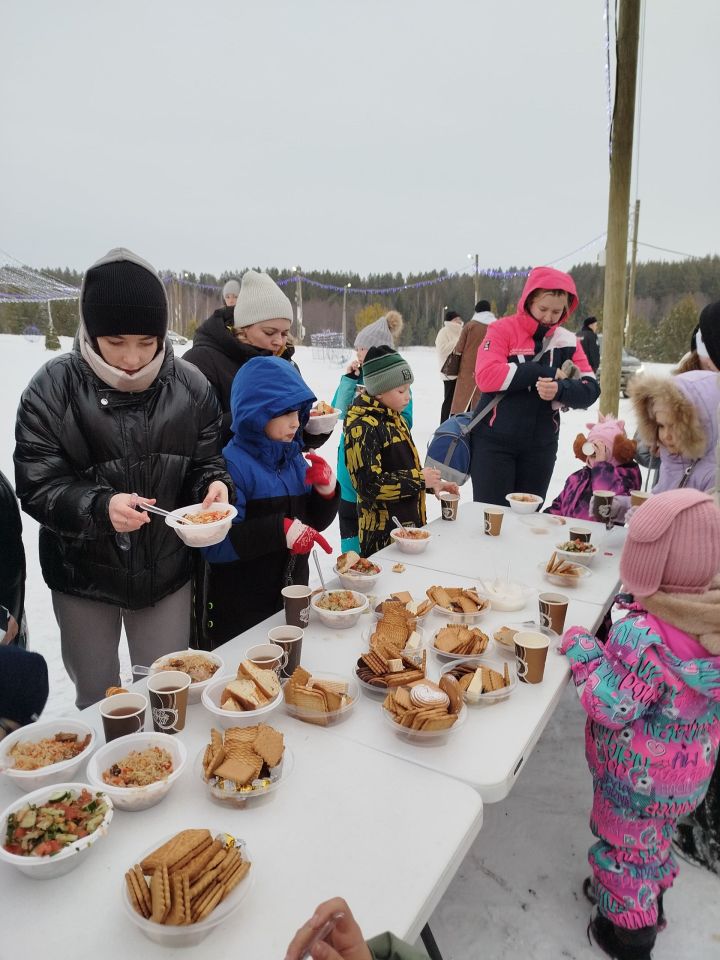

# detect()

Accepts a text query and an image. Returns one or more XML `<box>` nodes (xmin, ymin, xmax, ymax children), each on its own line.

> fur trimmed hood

<box><xmin>644</xmin><ymin>580</ymin><xmax>720</xmax><ymax>656</ymax></box>
<box><xmin>629</xmin><ymin>370</ymin><xmax>720</xmax><ymax>460</ymax></box>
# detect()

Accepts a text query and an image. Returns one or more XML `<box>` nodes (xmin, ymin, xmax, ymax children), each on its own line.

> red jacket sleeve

<box><xmin>474</xmin><ymin>322</ymin><xmax>553</xmax><ymax>393</ymax></box>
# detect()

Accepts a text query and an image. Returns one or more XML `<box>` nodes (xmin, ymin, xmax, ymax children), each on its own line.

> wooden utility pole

<box><xmin>600</xmin><ymin>0</ymin><xmax>641</xmax><ymax>417</ymax></box>
<box><xmin>625</xmin><ymin>198</ymin><xmax>640</xmax><ymax>342</ymax></box>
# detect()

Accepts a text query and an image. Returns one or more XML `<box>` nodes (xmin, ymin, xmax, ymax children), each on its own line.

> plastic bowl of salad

<box><xmin>554</xmin><ymin>540</ymin><xmax>599</xmax><ymax>564</ymax></box>
<box><xmin>0</xmin><ymin>781</ymin><xmax>113</xmax><ymax>879</ymax></box>
<box><xmin>310</xmin><ymin>589</ymin><xmax>369</xmax><ymax>629</ymax></box>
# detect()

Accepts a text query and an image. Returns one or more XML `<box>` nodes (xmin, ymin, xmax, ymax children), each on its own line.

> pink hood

<box><xmin>510</xmin><ymin>266</ymin><xmax>579</xmax><ymax>330</ymax></box>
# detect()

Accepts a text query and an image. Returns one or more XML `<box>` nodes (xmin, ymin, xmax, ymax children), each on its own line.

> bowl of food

<box><xmin>165</xmin><ymin>503</ymin><xmax>237</xmax><ymax>548</ymax></box>
<box><xmin>518</xmin><ymin>513</ymin><xmax>567</xmax><ymax>534</ymax></box>
<box><xmin>150</xmin><ymin>650</ymin><xmax>224</xmax><ymax>704</ymax></box>
<box><xmin>122</xmin><ymin>829</ymin><xmax>253</xmax><ymax>945</ymax></box>
<box><xmin>426</xmin><ymin>585</ymin><xmax>489</xmax><ymax>623</ymax></box>
<box><xmin>478</xmin><ymin>579</ymin><xmax>535</xmax><ymax>612</ymax></box>
<box><xmin>310</xmin><ymin>589</ymin><xmax>369</xmax><ymax>628</ymax></box>
<box><xmin>304</xmin><ymin>400</ymin><xmax>340</xmax><ymax>435</ymax></box>
<box><xmin>197</xmin><ymin>724</ymin><xmax>291</xmax><ymax>806</ymax></box>
<box><xmin>0</xmin><ymin>782</ymin><xmax>113</xmax><ymax>879</ymax></box>
<box><xmin>505</xmin><ymin>492</ymin><xmax>543</xmax><ymax>514</ymax></box>
<box><xmin>283</xmin><ymin>669</ymin><xmax>357</xmax><ymax>726</ymax></box>
<box><xmin>381</xmin><ymin>678</ymin><xmax>467</xmax><ymax>742</ymax></box>
<box><xmin>201</xmin><ymin>668</ymin><xmax>283</xmax><ymax>730</ymax></box>
<box><xmin>554</xmin><ymin>540</ymin><xmax>599</xmax><ymax>564</ymax></box>
<box><xmin>372</xmin><ymin>594</ymin><xmax>434</xmax><ymax>624</ymax></box>
<box><xmin>85</xmin><ymin>732</ymin><xmax>187</xmax><ymax>812</ymax></box>
<box><xmin>389</xmin><ymin>527</ymin><xmax>431</xmax><ymax>554</ymax></box>
<box><xmin>494</xmin><ymin>622</ymin><xmax>558</xmax><ymax>656</ymax></box>
<box><xmin>334</xmin><ymin>551</ymin><xmax>382</xmax><ymax>593</ymax></box>
<box><xmin>540</xmin><ymin>557</ymin><xmax>592</xmax><ymax>587</ymax></box>
<box><xmin>0</xmin><ymin>718</ymin><xmax>96</xmax><ymax>793</ymax></box>
<box><xmin>440</xmin><ymin>657</ymin><xmax>518</xmax><ymax>704</ymax></box>
<box><xmin>431</xmin><ymin>624</ymin><xmax>490</xmax><ymax>660</ymax></box>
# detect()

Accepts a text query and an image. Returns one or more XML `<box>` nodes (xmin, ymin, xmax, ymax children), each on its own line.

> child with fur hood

<box><xmin>546</xmin><ymin>415</ymin><xmax>641</xmax><ymax>521</ymax></box>
<box><xmin>562</xmin><ymin>490</ymin><xmax>720</xmax><ymax>959</ymax></box>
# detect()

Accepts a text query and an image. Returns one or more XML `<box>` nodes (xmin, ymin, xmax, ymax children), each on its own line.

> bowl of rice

<box><xmin>85</xmin><ymin>732</ymin><xmax>187</xmax><ymax>812</ymax></box>
<box><xmin>149</xmin><ymin>649</ymin><xmax>224</xmax><ymax>704</ymax></box>
<box><xmin>165</xmin><ymin>503</ymin><xmax>237</xmax><ymax>548</ymax></box>
<box><xmin>389</xmin><ymin>527</ymin><xmax>432</xmax><ymax>554</ymax></box>
<box><xmin>310</xmin><ymin>590</ymin><xmax>369</xmax><ymax>628</ymax></box>
<box><xmin>0</xmin><ymin>718</ymin><xmax>96</xmax><ymax>794</ymax></box>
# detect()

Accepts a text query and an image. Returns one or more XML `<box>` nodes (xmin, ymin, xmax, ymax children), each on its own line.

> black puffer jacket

<box><xmin>0</xmin><ymin>470</ymin><xmax>26</xmax><ymax>633</ymax></box>
<box><xmin>183</xmin><ymin>309</ymin><xmax>296</xmax><ymax>444</ymax></box>
<box><xmin>14</xmin><ymin>346</ymin><xmax>233</xmax><ymax>609</ymax></box>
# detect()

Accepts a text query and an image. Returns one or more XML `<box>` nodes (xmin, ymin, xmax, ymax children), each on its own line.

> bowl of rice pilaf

<box><xmin>165</xmin><ymin>502</ymin><xmax>238</xmax><ymax>548</ymax></box>
<box><xmin>150</xmin><ymin>649</ymin><xmax>224</xmax><ymax>704</ymax></box>
<box><xmin>85</xmin><ymin>732</ymin><xmax>187</xmax><ymax>812</ymax></box>
<box><xmin>311</xmin><ymin>590</ymin><xmax>369</xmax><ymax>628</ymax></box>
<box><xmin>0</xmin><ymin>718</ymin><xmax>96</xmax><ymax>793</ymax></box>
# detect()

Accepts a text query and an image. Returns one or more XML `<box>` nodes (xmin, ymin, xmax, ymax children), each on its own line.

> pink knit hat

<box><xmin>620</xmin><ymin>489</ymin><xmax>720</xmax><ymax>597</ymax></box>
<box><xmin>586</xmin><ymin>415</ymin><xmax>627</xmax><ymax>463</ymax></box>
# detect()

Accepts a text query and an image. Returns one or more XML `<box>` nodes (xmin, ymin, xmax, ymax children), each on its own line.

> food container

<box><xmin>149</xmin><ymin>649</ymin><xmax>225</xmax><ymax>704</ymax></box>
<box><xmin>505</xmin><ymin>492</ymin><xmax>543</xmax><ymax>514</ymax></box>
<box><xmin>478</xmin><ymin>580</ymin><xmax>535</xmax><ymax>612</ymax></box>
<box><xmin>122</xmin><ymin>832</ymin><xmax>253</xmax><ymax>945</ymax></box>
<box><xmin>310</xmin><ymin>590</ymin><xmax>369</xmax><ymax>628</ymax></box>
<box><xmin>553</xmin><ymin>543</ymin><xmax>599</xmax><ymax>565</ymax></box>
<box><xmin>0</xmin><ymin>718</ymin><xmax>96</xmax><ymax>793</ymax></box>
<box><xmin>195</xmin><ymin>744</ymin><xmax>294</xmax><ymax>807</ymax></box>
<box><xmin>333</xmin><ymin>562</ymin><xmax>382</xmax><ymax>594</ymax></box>
<box><xmin>429</xmin><ymin>597</ymin><xmax>490</xmax><ymax>625</ymax></box>
<box><xmin>440</xmin><ymin>657</ymin><xmax>518</xmax><ymax>704</ymax></box>
<box><xmin>381</xmin><ymin>701</ymin><xmax>467</xmax><ymax>743</ymax></box>
<box><xmin>389</xmin><ymin>528</ymin><xmax>432</xmax><ymax>554</ymax></box>
<box><xmin>494</xmin><ymin>621</ymin><xmax>559</xmax><ymax>655</ymax></box>
<box><xmin>538</xmin><ymin>561</ymin><xmax>592</xmax><ymax>588</ymax></box>
<box><xmin>372</xmin><ymin>598</ymin><xmax>432</xmax><ymax>624</ymax></box>
<box><xmin>164</xmin><ymin>503</ymin><xmax>238</xmax><ymax>548</ymax></box>
<box><xmin>430</xmin><ymin>627</ymin><xmax>490</xmax><ymax>661</ymax></box>
<box><xmin>518</xmin><ymin>513</ymin><xmax>567</xmax><ymax>534</ymax></box>
<box><xmin>85</xmin><ymin>732</ymin><xmax>187</xmax><ymax>812</ymax></box>
<box><xmin>304</xmin><ymin>407</ymin><xmax>340</xmax><ymax>435</ymax></box>
<box><xmin>201</xmin><ymin>674</ymin><xmax>283</xmax><ymax>730</ymax></box>
<box><xmin>0</xmin><ymin>782</ymin><xmax>113</xmax><ymax>879</ymax></box>
<box><xmin>283</xmin><ymin>673</ymin><xmax>358</xmax><ymax>726</ymax></box>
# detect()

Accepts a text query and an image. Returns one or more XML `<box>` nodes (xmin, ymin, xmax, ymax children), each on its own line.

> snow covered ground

<box><xmin>2</xmin><ymin>335</ymin><xmax>717</xmax><ymax>957</ymax></box>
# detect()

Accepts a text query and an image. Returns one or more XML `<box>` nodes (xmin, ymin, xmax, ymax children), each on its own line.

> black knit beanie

<box><xmin>698</xmin><ymin>300</ymin><xmax>720</xmax><ymax>369</ymax></box>
<box><xmin>82</xmin><ymin>259</ymin><xmax>168</xmax><ymax>338</ymax></box>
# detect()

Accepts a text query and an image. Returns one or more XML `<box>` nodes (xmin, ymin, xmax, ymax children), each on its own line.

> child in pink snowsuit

<box><xmin>561</xmin><ymin>489</ymin><xmax>720</xmax><ymax>960</ymax></box>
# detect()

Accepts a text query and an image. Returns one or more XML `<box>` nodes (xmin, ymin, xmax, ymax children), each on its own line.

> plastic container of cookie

<box><xmin>282</xmin><ymin>672</ymin><xmax>358</xmax><ymax>726</ymax></box>
<box><xmin>538</xmin><ymin>561</ymin><xmax>592</xmax><ymax>588</ymax></box>
<box><xmin>430</xmin><ymin>627</ymin><xmax>491</xmax><ymax>661</ymax></box>
<box><xmin>493</xmin><ymin>622</ymin><xmax>559</xmax><ymax>656</ymax></box>
<box><xmin>194</xmin><ymin>744</ymin><xmax>294</xmax><ymax>807</ymax></box>
<box><xmin>372</xmin><ymin>598</ymin><xmax>433</xmax><ymax>625</ymax></box>
<box><xmin>440</xmin><ymin>657</ymin><xmax>518</xmax><ymax>705</ymax></box>
<box><xmin>381</xmin><ymin>701</ymin><xmax>468</xmax><ymax>743</ymax></box>
<box><xmin>86</xmin><ymin>732</ymin><xmax>187</xmax><ymax>812</ymax></box>
<box><xmin>427</xmin><ymin>594</ymin><xmax>490</xmax><ymax>625</ymax></box>
<box><xmin>122</xmin><ymin>831</ymin><xmax>254</xmax><ymax>946</ymax></box>
<box><xmin>355</xmin><ymin>644</ymin><xmax>426</xmax><ymax>699</ymax></box>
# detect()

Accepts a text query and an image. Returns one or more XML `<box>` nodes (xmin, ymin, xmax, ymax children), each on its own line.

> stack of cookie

<box><xmin>446</xmin><ymin>662</ymin><xmax>512</xmax><ymax>701</ymax></box>
<box><xmin>433</xmin><ymin>624</ymin><xmax>489</xmax><ymax>656</ymax></box>
<box><xmin>383</xmin><ymin>676</ymin><xmax>463</xmax><ymax>732</ymax></box>
<box><xmin>357</xmin><ymin>602</ymin><xmax>427</xmax><ymax>690</ymax></box>
<box><xmin>125</xmin><ymin>829</ymin><xmax>251</xmax><ymax>925</ymax></box>
<box><xmin>201</xmin><ymin>725</ymin><xmax>285</xmax><ymax>794</ymax></box>
<box><xmin>284</xmin><ymin>667</ymin><xmax>352</xmax><ymax>725</ymax></box>
<box><xmin>426</xmin><ymin>586</ymin><xmax>489</xmax><ymax>615</ymax></box>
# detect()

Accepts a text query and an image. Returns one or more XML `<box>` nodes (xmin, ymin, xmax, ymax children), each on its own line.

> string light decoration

<box><xmin>0</xmin><ymin>252</ymin><xmax>79</xmax><ymax>303</ymax></box>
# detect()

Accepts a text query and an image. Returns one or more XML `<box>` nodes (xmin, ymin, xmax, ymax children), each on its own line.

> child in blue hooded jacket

<box><xmin>202</xmin><ymin>356</ymin><xmax>339</xmax><ymax>646</ymax></box>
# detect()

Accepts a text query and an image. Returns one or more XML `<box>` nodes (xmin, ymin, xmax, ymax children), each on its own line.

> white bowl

<box><xmin>283</xmin><ymin>673</ymin><xmax>358</xmax><ymax>726</ymax></box>
<box><xmin>165</xmin><ymin>503</ymin><xmax>238</xmax><ymax>548</ymax></box>
<box><xmin>0</xmin><ymin>718</ymin><xmax>96</xmax><ymax>793</ymax></box>
<box><xmin>195</xmin><ymin>744</ymin><xmax>294</xmax><ymax>807</ymax></box>
<box><xmin>390</xmin><ymin>528</ymin><xmax>431</xmax><ymax>554</ymax></box>
<box><xmin>478</xmin><ymin>580</ymin><xmax>535</xmax><ymax>612</ymax></box>
<box><xmin>122</xmin><ymin>831</ymin><xmax>253</xmax><ymax>945</ymax></box>
<box><xmin>381</xmin><ymin>701</ymin><xmax>467</xmax><ymax>742</ymax></box>
<box><xmin>201</xmin><ymin>674</ymin><xmax>283</xmax><ymax>729</ymax></box>
<box><xmin>440</xmin><ymin>657</ymin><xmax>518</xmax><ymax>704</ymax></box>
<box><xmin>85</xmin><ymin>732</ymin><xmax>187</xmax><ymax>812</ymax></box>
<box><xmin>505</xmin><ymin>493</ymin><xmax>543</xmax><ymax>514</ymax></box>
<box><xmin>0</xmin><ymin>782</ymin><xmax>113</xmax><ymax>879</ymax></box>
<box><xmin>518</xmin><ymin>513</ymin><xmax>567</xmax><ymax>534</ymax></box>
<box><xmin>553</xmin><ymin>542</ymin><xmax>599</xmax><ymax>565</ymax></box>
<box><xmin>311</xmin><ymin>590</ymin><xmax>369</xmax><ymax>628</ymax></box>
<box><xmin>538</xmin><ymin>561</ymin><xmax>592</xmax><ymax>588</ymax></box>
<box><xmin>149</xmin><ymin>649</ymin><xmax>225</xmax><ymax>704</ymax></box>
<box><xmin>304</xmin><ymin>408</ymin><xmax>340</xmax><ymax>435</ymax></box>
<box><xmin>333</xmin><ymin>562</ymin><xmax>382</xmax><ymax>594</ymax></box>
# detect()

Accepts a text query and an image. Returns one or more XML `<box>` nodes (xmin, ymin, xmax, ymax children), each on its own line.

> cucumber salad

<box><xmin>4</xmin><ymin>788</ymin><xmax>109</xmax><ymax>857</ymax></box>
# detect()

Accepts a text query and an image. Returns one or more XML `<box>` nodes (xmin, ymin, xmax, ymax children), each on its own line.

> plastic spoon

<box><xmin>312</xmin><ymin>549</ymin><xmax>328</xmax><ymax>602</ymax></box>
<box><xmin>391</xmin><ymin>515</ymin><xmax>404</xmax><ymax>531</ymax></box>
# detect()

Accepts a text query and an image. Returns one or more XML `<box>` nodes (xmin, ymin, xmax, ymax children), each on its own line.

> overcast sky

<box><xmin>2</xmin><ymin>0</ymin><xmax>718</xmax><ymax>278</ymax></box>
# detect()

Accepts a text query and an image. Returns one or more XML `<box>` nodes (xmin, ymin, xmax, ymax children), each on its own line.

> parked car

<box><xmin>596</xmin><ymin>335</ymin><xmax>644</xmax><ymax>397</ymax></box>
<box><xmin>167</xmin><ymin>330</ymin><xmax>188</xmax><ymax>346</ymax></box>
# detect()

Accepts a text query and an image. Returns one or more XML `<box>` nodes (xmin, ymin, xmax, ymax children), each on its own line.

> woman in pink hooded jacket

<box><xmin>470</xmin><ymin>267</ymin><xmax>599</xmax><ymax>505</ymax></box>
<box><xmin>562</xmin><ymin>489</ymin><xmax>720</xmax><ymax>959</ymax></box>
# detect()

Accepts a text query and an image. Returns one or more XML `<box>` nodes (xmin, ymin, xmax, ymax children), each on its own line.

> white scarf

<box><xmin>79</xmin><ymin>321</ymin><xmax>165</xmax><ymax>393</ymax></box>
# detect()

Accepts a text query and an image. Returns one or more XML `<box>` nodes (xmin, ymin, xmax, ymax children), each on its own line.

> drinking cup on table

<box><xmin>630</xmin><ymin>490</ymin><xmax>652</xmax><ymax>508</ymax></box>
<box><xmin>538</xmin><ymin>592</ymin><xmax>569</xmax><ymax>635</ymax></box>
<box><xmin>568</xmin><ymin>526</ymin><xmax>592</xmax><ymax>543</ymax></box>
<box><xmin>483</xmin><ymin>508</ymin><xmax>504</xmax><ymax>536</ymax></box>
<box><xmin>146</xmin><ymin>670</ymin><xmax>190</xmax><ymax>735</ymax></box>
<box><xmin>282</xmin><ymin>585</ymin><xmax>313</xmax><ymax>627</ymax></box>
<box><xmin>592</xmin><ymin>490</ymin><xmax>616</xmax><ymax>528</ymax></box>
<box><xmin>439</xmin><ymin>492</ymin><xmax>460</xmax><ymax>521</ymax></box>
<box><xmin>267</xmin><ymin>625</ymin><xmax>304</xmax><ymax>679</ymax></box>
<box><xmin>99</xmin><ymin>692</ymin><xmax>147</xmax><ymax>742</ymax></box>
<box><xmin>245</xmin><ymin>642</ymin><xmax>286</xmax><ymax>676</ymax></box>
<box><xmin>514</xmin><ymin>631</ymin><xmax>550</xmax><ymax>685</ymax></box>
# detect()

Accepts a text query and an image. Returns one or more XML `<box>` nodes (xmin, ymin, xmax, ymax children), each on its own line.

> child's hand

<box><xmin>202</xmin><ymin>480</ymin><xmax>230</xmax><ymax>509</ymax></box>
<box><xmin>305</xmin><ymin>453</ymin><xmax>337</xmax><ymax>498</ymax></box>
<box><xmin>536</xmin><ymin>377</ymin><xmax>559</xmax><ymax>401</ymax></box>
<box><xmin>284</xmin><ymin>519</ymin><xmax>332</xmax><ymax>555</ymax></box>
<box><xmin>422</xmin><ymin>467</ymin><xmax>442</xmax><ymax>490</ymax></box>
<box><xmin>346</xmin><ymin>359</ymin><xmax>361</xmax><ymax>376</ymax></box>
<box><xmin>284</xmin><ymin>898</ymin><xmax>371</xmax><ymax>960</ymax></box>
<box><xmin>436</xmin><ymin>481</ymin><xmax>460</xmax><ymax>497</ymax></box>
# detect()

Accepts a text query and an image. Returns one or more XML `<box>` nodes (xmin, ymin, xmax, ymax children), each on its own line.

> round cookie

<box><xmin>410</xmin><ymin>683</ymin><xmax>449</xmax><ymax>708</ymax></box>
<box><xmin>439</xmin><ymin>674</ymin><xmax>463</xmax><ymax>714</ymax></box>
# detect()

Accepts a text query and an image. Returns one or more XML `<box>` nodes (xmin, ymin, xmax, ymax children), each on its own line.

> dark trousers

<box><xmin>440</xmin><ymin>379</ymin><xmax>456</xmax><ymax>423</ymax></box>
<box><xmin>470</xmin><ymin>426</ymin><xmax>557</xmax><ymax>506</ymax></box>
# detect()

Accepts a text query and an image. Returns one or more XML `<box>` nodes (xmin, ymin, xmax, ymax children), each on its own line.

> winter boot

<box><xmin>583</xmin><ymin>878</ymin><xmax>666</xmax><ymax>932</ymax></box>
<box><xmin>588</xmin><ymin>913</ymin><xmax>657</xmax><ymax>959</ymax></box>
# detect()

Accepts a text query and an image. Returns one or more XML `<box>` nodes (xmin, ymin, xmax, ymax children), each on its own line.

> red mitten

<box><xmin>283</xmin><ymin>518</ymin><xmax>332</xmax><ymax>555</ymax></box>
<box><xmin>304</xmin><ymin>452</ymin><xmax>336</xmax><ymax>498</ymax></box>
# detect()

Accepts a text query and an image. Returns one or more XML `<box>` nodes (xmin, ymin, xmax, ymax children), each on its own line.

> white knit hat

<box><xmin>233</xmin><ymin>270</ymin><xmax>294</xmax><ymax>329</ymax></box>
<box><xmin>222</xmin><ymin>279</ymin><xmax>241</xmax><ymax>299</ymax></box>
